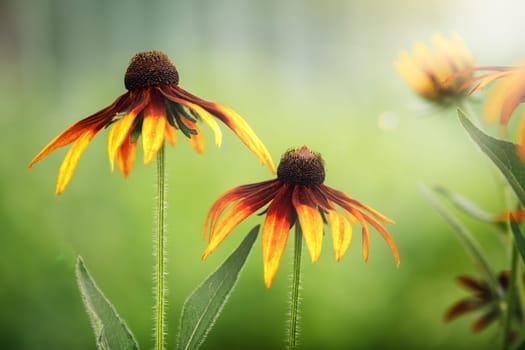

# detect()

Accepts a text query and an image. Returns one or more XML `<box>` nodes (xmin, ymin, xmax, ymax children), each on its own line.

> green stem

<box><xmin>154</xmin><ymin>145</ymin><xmax>167</xmax><ymax>350</ymax></box>
<box><xmin>502</xmin><ymin>245</ymin><xmax>518</xmax><ymax>350</ymax></box>
<box><xmin>288</xmin><ymin>224</ymin><xmax>303</xmax><ymax>350</ymax></box>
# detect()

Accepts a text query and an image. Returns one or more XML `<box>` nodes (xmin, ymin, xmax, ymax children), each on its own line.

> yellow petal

<box><xmin>261</xmin><ymin>186</ymin><xmax>293</xmax><ymax>287</ymax></box>
<box><xmin>202</xmin><ymin>200</ymin><xmax>258</xmax><ymax>260</ymax></box>
<box><xmin>142</xmin><ymin>94</ymin><xmax>167</xmax><ymax>164</ymax></box>
<box><xmin>115</xmin><ymin>136</ymin><xmax>137</xmax><ymax>177</ymax></box>
<box><xmin>395</xmin><ymin>51</ymin><xmax>435</xmax><ymax>99</ymax></box>
<box><xmin>213</xmin><ymin>104</ymin><xmax>275</xmax><ymax>173</ymax></box>
<box><xmin>187</xmin><ymin>102</ymin><xmax>222</xmax><ymax>147</ymax></box>
<box><xmin>107</xmin><ymin>94</ymin><xmax>148</xmax><ymax>170</ymax></box>
<box><xmin>189</xmin><ymin>127</ymin><xmax>205</xmax><ymax>154</ymax></box>
<box><xmin>164</xmin><ymin>123</ymin><xmax>178</xmax><ymax>146</ymax></box>
<box><xmin>347</xmin><ymin>208</ymin><xmax>369</xmax><ymax>262</ymax></box>
<box><xmin>292</xmin><ymin>186</ymin><xmax>323</xmax><ymax>262</ymax></box>
<box><xmin>362</xmin><ymin>212</ymin><xmax>400</xmax><ymax>266</ymax></box>
<box><xmin>55</xmin><ymin>130</ymin><xmax>96</xmax><ymax>194</ymax></box>
<box><xmin>326</xmin><ymin>210</ymin><xmax>352</xmax><ymax>261</ymax></box>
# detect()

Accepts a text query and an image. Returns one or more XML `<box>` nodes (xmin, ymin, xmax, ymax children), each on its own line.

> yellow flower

<box><xmin>28</xmin><ymin>51</ymin><xmax>275</xmax><ymax>194</ymax></box>
<box><xmin>202</xmin><ymin>146</ymin><xmax>400</xmax><ymax>288</ymax></box>
<box><xmin>395</xmin><ymin>33</ymin><xmax>474</xmax><ymax>105</ymax></box>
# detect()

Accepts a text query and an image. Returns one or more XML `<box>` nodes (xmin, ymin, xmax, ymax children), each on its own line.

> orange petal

<box><xmin>326</xmin><ymin>210</ymin><xmax>352</xmax><ymax>261</ymax></box>
<box><xmin>202</xmin><ymin>180</ymin><xmax>281</xmax><ymax>241</ymax></box>
<box><xmin>261</xmin><ymin>185</ymin><xmax>293</xmax><ymax>287</ymax></box>
<box><xmin>361</xmin><ymin>211</ymin><xmax>400</xmax><ymax>266</ymax></box>
<box><xmin>29</xmin><ymin>93</ymin><xmax>130</xmax><ymax>168</ymax></box>
<box><xmin>346</xmin><ymin>207</ymin><xmax>370</xmax><ymax>262</ymax></box>
<box><xmin>444</xmin><ymin>299</ymin><xmax>481</xmax><ymax>322</ymax></box>
<box><xmin>209</xmin><ymin>103</ymin><xmax>275</xmax><ymax>173</ymax></box>
<box><xmin>291</xmin><ymin>186</ymin><xmax>324</xmax><ymax>262</ymax></box>
<box><xmin>158</xmin><ymin>87</ymin><xmax>222</xmax><ymax>147</ymax></box>
<box><xmin>55</xmin><ymin>130</ymin><xmax>97</xmax><ymax>194</ymax></box>
<box><xmin>115</xmin><ymin>135</ymin><xmax>137</xmax><ymax>177</ymax></box>
<box><xmin>108</xmin><ymin>92</ymin><xmax>149</xmax><ymax>170</ymax></box>
<box><xmin>323</xmin><ymin>185</ymin><xmax>394</xmax><ymax>223</ymax></box>
<box><xmin>500</xmin><ymin>69</ymin><xmax>525</xmax><ymax>124</ymax></box>
<box><xmin>142</xmin><ymin>93</ymin><xmax>167</xmax><ymax>164</ymax></box>
<box><xmin>164</xmin><ymin>123</ymin><xmax>178</xmax><ymax>146</ymax></box>
<box><xmin>165</xmin><ymin>87</ymin><xmax>275</xmax><ymax>173</ymax></box>
<box><xmin>180</xmin><ymin>116</ymin><xmax>205</xmax><ymax>154</ymax></box>
<box><xmin>202</xmin><ymin>181</ymin><xmax>281</xmax><ymax>259</ymax></box>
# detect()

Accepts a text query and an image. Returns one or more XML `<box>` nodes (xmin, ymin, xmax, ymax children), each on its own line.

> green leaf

<box><xmin>76</xmin><ymin>256</ymin><xmax>139</xmax><ymax>350</ymax></box>
<box><xmin>458</xmin><ymin>109</ymin><xmax>525</xmax><ymax>206</ymax></box>
<box><xmin>176</xmin><ymin>225</ymin><xmax>259</xmax><ymax>350</ymax></box>
<box><xmin>419</xmin><ymin>183</ymin><xmax>503</xmax><ymax>298</ymax></box>
<box><xmin>434</xmin><ymin>185</ymin><xmax>498</xmax><ymax>223</ymax></box>
<box><xmin>510</xmin><ymin>220</ymin><xmax>525</xmax><ymax>265</ymax></box>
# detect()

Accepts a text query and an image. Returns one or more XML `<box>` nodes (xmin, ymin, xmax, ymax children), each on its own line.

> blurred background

<box><xmin>2</xmin><ymin>0</ymin><xmax>525</xmax><ymax>349</ymax></box>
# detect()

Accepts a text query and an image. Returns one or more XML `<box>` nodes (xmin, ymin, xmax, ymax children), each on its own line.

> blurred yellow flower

<box><xmin>28</xmin><ymin>51</ymin><xmax>275</xmax><ymax>194</ymax></box>
<box><xmin>395</xmin><ymin>33</ymin><xmax>474</xmax><ymax>105</ymax></box>
<box><xmin>202</xmin><ymin>146</ymin><xmax>399</xmax><ymax>288</ymax></box>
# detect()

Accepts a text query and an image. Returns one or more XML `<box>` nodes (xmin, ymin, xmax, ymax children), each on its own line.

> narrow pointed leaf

<box><xmin>176</xmin><ymin>225</ymin><xmax>259</xmax><ymax>350</ymax></box>
<box><xmin>433</xmin><ymin>185</ymin><xmax>497</xmax><ymax>223</ymax></box>
<box><xmin>419</xmin><ymin>183</ymin><xmax>502</xmax><ymax>298</ymax></box>
<box><xmin>76</xmin><ymin>256</ymin><xmax>139</xmax><ymax>350</ymax></box>
<box><xmin>458</xmin><ymin>109</ymin><xmax>525</xmax><ymax>207</ymax></box>
<box><xmin>510</xmin><ymin>220</ymin><xmax>525</xmax><ymax>265</ymax></box>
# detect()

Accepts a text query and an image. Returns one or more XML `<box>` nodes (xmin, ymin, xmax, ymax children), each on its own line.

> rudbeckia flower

<box><xmin>444</xmin><ymin>271</ymin><xmax>521</xmax><ymax>334</ymax></box>
<box><xmin>28</xmin><ymin>51</ymin><xmax>275</xmax><ymax>194</ymax></box>
<box><xmin>202</xmin><ymin>146</ymin><xmax>400</xmax><ymax>288</ymax></box>
<box><xmin>395</xmin><ymin>33</ymin><xmax>474</xmax><ymax>106</ymax></box>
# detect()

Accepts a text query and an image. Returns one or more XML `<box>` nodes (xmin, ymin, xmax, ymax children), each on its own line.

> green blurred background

<box><xmin>2</xmin><ymin>0</ymin><xmax>525</xmax><ymax>349</ymax></box>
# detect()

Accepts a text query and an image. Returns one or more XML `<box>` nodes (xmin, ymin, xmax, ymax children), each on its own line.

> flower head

<box><xmin>202</xmin><ymin>146</ymin><xmax>400</xmax><ymax>288</ymax></box>
<box><xmin>395</xmin><ymin>33</ymin><xmax>474</xmax><ymax>106</ymax></box>
<box><xmin>28</xmin><ymin>51</ymin><xmax>275</xmax><ymax>194</ymax></box>
<box><xmin>444</xmin><ymin>271</ymin><xmax>522</xmax><ymax>333</ymax></box>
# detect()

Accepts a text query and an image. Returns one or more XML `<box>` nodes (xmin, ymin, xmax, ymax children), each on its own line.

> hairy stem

<box><xmin>288</xmin><ymin>224</ymin><xmax>302</xmax><ymax>350</ymax></box>
<box><xmin>154</xmin><ymin>145</ymin><xmax>167</xmax><ymax>350</ymax></box>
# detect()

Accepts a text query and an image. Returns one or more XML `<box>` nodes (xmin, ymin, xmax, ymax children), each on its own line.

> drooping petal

<box><xmin>107</xmin><ymin>91</ymin><xmax>149</xmax><ymax>169</ymax></box>
<box><xmin>472</xmin><ymin>309</ymin><xmax>499</xmax><ymax>332</ymax></box>
<box><xmin>164</xmin><ymin>123</ymin><xmax>177</xmax><ymax>146</ymax></box>
<box><xmin>261</xmin><ymin>185</ymin><xmax>294</xmax><ymax>288</ymax></box>
<box><xmin>360</xmin><ymin>211</ymin><xmax>400</xmax><ymax>266</ymax></box>
<box><xmin>326</xmin><ymin>210</ymin><xmax>352</xmax><ymax>261</ymax></box>
<box><xmin>323</xmin><ymin>185</ymin><xmax>394</xmax><ymax>223</ymax></box>
<box><xmin>158</xmin><ymin>87</ymin><xmax>222</xmax><ymax>147</ymax></box>
<box><xmin>345</xmin><ymin>207</ymin><xmax>370</xmax><ymax>262</ymax></box>
<box><xmin>444</xmin><ymin>298</ymin><xmax>484</xmax><ymax>321</ymax></box>
<box><xmin>29</xmin><ymin>93</ymin><xmax>130</xmax><ymax>168</ymax></box>
<box><xmin>309</xmin><ymin>184</ymin><xmax>333</xmax><ymax>211</ymax></box>
<box><xmin>179</xmin><ymin>115</ymin><xmax>205</xmax><ymax>154</ymax></box>
<box><xmin>499</xmin><ymin>68</ymin><xmax>525</xmax><ymax>124</ymax></box>
<box><xmin>456</xmin><ymin>276</ymin><xmax>488</xmax><ymax>293</ymax></box>
<box><xmin>202</xmin><ymin>179</ymin><xmax>281</xmax><ymax>241</ymax></box>
<box><xmin>55</xmin><ymin>129</ymin><xmax>97</xmax><ymax>194</ymax></box>
<box><xmin>168</xmin><ymin>86</ymin><xmax>275</xmax><ymax>173</ymax></box>
<box><xmin>115</xmin><ymin>135</ymin><xmax>137</xmax><ymax>177</ymax></box>
<box><xmin>201</xmin><ymin>186</ymin><xmax>278</xmax><ymax>260</ymax></box>
<box><xmin>142</xmin><ymin>92</ymin><xmax>167</xmax><ymax>164</ymax></box>
<box><xmin>291</xmin><ymin>185</ymin><xmax>324</xmax><ymax>263</ymax></box>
